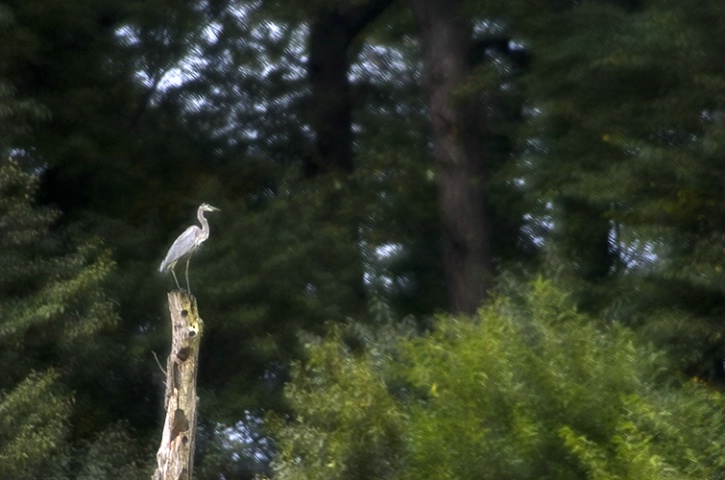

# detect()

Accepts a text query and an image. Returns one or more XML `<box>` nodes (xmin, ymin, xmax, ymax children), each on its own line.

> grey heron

<box><xmin>159</xmin><ymin>203</ymin><xmax>220</xmax><ymax>292</ymax></box>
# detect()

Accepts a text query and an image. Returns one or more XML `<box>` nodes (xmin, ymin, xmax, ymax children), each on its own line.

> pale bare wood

<box><xmin>153</xmin><ymin>291</ymin><xmax>204</xmax><ymax>480</ymax></box>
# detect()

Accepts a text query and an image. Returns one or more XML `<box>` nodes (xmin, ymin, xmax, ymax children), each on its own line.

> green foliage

<box><xmin>352</xmin><ymin>34</ymin><xmax>447</xmax><ymax>316</ymax></box>
<box><xmin>266</xmin><ymin>324</ymin><xmax>405</xmax><ymax>480</ymax></box>
<box><xmin>194</xmin><ymin>175</ymin><xmax>371</xmax><ymax>417</ymax></box>
<box><xmin>0</xmin><ymin>80</ymin><xmax>50</xmax><ymax>148</ymax></box>
<box><xmin>0</xmin><ymin>160</ymin><xmax>117</xmax><ymax>370</ymax></box>
<box><xmin>2</xmin><ymin>0</ymin><xmax>723</xmax><ymax>477</ymax></box>
<box><xmin>269</xmin><ymin>280</ymin><xmax>724</xmax><ymax>480</ymax></box>
<box><xmin>0</xmin><ymin>371</ymin><xmax>71</xmax><ymax>480</ymax></box>
<box><xmin>401</xmin><ymin>280</ymin><xmax>723</xmax><ymax>479</ymax></box>
<box><xmin>0</xmin><ymin>160</ymin><xmax>115</xmax><ymax>356</ymax></box>
<box><xmin>0</xmin><ymin>6</ymin><xmax>51</xmax><ymax>150</ymax></box>
<box><xmin>499</xmin><ymin>0</ymin><xmax>725</xmax><ymax>377</ymax></box>
<box><xmin>74</xmin><ymin>422</ymin><xmax>153</xmax><ymax>480</ymax></box>
<box><xmin>0</xmin><ymin>159</ymin><xmax>126</xmax><ymax>478</ymax></box>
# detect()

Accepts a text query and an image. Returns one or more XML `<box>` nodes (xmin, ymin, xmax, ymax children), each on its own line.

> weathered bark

<box><xmin>153</xmin><ymin>291</ymin><xmax>203</xmax><ymax>480</ymax></box>
<box><xmin>410</xmin><ymin>0</ymin><xmax>492</xmax><ymax>313</ymax></box>
<box><xmin>306</xmin><ymin>0</ymin><xmax>394</xmax><ymax>176</ymax></box>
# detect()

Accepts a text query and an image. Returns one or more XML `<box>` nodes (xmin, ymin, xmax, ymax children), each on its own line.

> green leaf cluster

<box><xmin>0</xmin><ymin>159</ymin><xmax>133</xmax><ymax>479</ymax></box>
<box><xmin>268</xmin><ymin>280</ymin><xmax>724</xmax><ymax>480</ymax></box>
<box><xmin>266</xmin><ymin>323</ymin><xmax>406</xmax><ymax>480</ymax></box>
<box><xmin>0</xmin><ymin>371</ymin><xmax>70</xmax><ymax>480</ymax></box>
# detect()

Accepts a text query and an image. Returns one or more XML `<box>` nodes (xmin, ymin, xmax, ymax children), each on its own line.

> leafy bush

<box><xmin>267</xmin><ymin>280</ymin><xmax>724</xmax><ymax>480</ymax></box>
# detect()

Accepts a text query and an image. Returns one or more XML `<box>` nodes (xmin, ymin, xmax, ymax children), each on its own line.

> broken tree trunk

<box><xmin>153</xmin><ymin>291</ymin><xmax>204</xmax><ymax>480</ymax></box>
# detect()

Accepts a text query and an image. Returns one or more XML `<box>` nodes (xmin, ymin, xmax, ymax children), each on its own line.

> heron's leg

<box><xmin>185</xmin><ymin>256</ymin><xmax>192</xmax><ymax>294</ymax></box>
<box><xmin>170</xmin><ymin>268</ymin><xmax>181</xmax><ymax>289</ymax></box>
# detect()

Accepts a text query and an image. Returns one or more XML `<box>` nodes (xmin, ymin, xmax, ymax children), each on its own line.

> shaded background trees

<box><xmin>504</xmin><ymin>0</ymin><xmax>725</xmax><ymax>378</ymax></box>
<box><xmin>1</xmin><ymin>0</ymin><xmax>722</xmax><ymax>477</ymax></box>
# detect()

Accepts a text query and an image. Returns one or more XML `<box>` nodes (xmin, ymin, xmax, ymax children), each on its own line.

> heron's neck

<box><xmin>198</xmin><ymin>209</ymin><xmax>210</xmax><ymax>234</ymax></box>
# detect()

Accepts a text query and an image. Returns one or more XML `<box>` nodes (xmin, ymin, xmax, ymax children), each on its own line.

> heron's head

<box><xmin>199</xmin><ymin>203</ymin><xmax>220</xmax><ymax>213</ymax></box>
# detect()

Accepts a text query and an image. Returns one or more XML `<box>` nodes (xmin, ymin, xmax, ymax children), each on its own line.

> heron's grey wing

<box><xmin>159</xmin><ymin>226</ymin><xmax>200</xmax><ymax>272</ymax></box>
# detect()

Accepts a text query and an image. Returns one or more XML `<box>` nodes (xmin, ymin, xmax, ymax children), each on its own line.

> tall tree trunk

<box><xmin>410</xmin><ymin>0</ymin><xmax>492</xmax><ymax>313</ymax></box>
<box><xmin>306</xmin><ymin>0</ymin><xmax>394</xmax><ymax>176</ymax></box>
